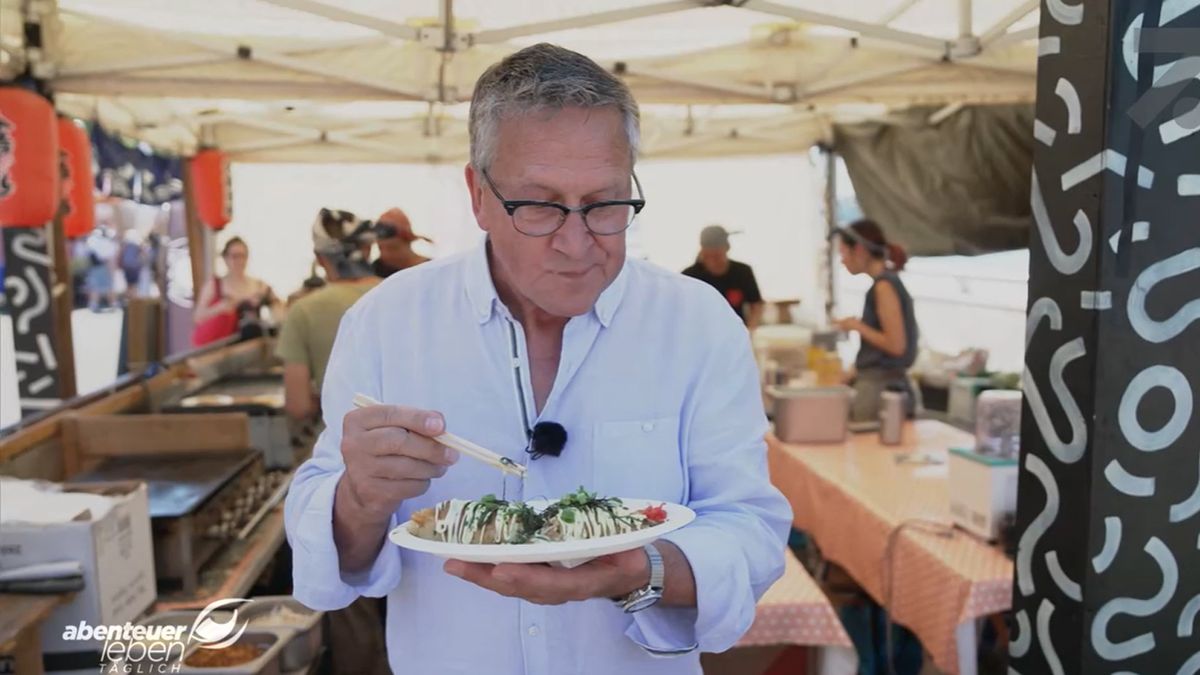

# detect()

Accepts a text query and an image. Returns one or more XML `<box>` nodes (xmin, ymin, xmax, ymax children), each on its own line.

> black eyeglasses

<box><xmin>481</xmin><ymin>169</ymin><xmax>646</xmax><ymax>237</ymax></box>
<box><xmin>527</xmin><ymin>421</ymin><xmax>568</xmax><ymax>460</ymax></box>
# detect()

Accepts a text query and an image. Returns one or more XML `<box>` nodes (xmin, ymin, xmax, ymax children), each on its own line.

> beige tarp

<box><xmin>1</xmin><ymin>0</ymin><xmax>1040</xmax><ymax>162</ymax></box>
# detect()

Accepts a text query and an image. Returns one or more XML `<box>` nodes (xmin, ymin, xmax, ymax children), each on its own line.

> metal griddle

<box><xmin>73</xmin><ymin>452</ymin><xmax>258</xmax><ymax>518</ymax></box>
<box><xmin>72</xmin><ymin>451</ymin><xmax>267</xmax><ymax>593</ymax></box>
<box><xmin>162</xmin><ymin>373</ymin><xmax>295</xmax><ymax>469</ymax></box>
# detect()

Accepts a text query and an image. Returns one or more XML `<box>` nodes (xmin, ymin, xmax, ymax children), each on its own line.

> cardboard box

<box><xmin>948</xmin><ymin>448</ymin><xmax>1019</xmax><ymax>541</ymax></box>
<box><xmin>0</xmin><ymin>480</ymin><xmax>156</xmax><ymax>669</ymax></box>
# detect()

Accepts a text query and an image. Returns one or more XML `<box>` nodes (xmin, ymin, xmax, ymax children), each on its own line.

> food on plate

<box><xmin>412</xmin><ymin>494</ymin><xmax>543</xmax><ymax>544</ymax></box>
<box><xmin>410</xmin><ymin>488</ymin><xmax>668</xmax><ymax>545</ymax></box>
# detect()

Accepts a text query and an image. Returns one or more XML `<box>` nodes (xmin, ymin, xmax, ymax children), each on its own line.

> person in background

<box><xmin>682</xmin><ymin>224</ymin><xmax>764</xmax><ymax>330</ymax></box>
<box><xmin>287</xmin><ymin>274</ymin><xmax>327</xmax><ymax>307</ymax></box>
<box><xmin>119</xmin><ymin>230</ymin><xmax>145</xmax><ymax>301</ymax></box>
<box><xmin>85</xmin><ymin>227</ymin><xmax>120</xmax><ymax>312</ymax></box>
<box><xmin>832</xmin><ymin>219</ymin><xmax>920</xmax><ymax>422</ymax></box>
<box><xmin>274</xmin><ymin>208</ymin><xmax>386</xmax><ymax>675</ymax></box>
<box><xmin>192</xmin><ymin>237</ymin><xmax>281</xmax><ymax>346</ymax></box>
<box><xmin>276</xmin><ymin>209</ymin><xmax>379</xmax><ymax>422</ymax></box>
<box><xmin>372</xmin><ymin>208</ymin><xmax>431</xmax><ymax>278</ymax></box>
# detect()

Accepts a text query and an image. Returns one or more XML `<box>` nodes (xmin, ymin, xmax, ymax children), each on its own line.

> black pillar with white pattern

<box><xmin>2</xmin><ymin>227</ymin><xmax>63</xmax><ymax>416</ymax></box>
<box><xmin>1012</xmin><ymin>0</ymin><xmax>1200</xmax><ymax>673</ymax></box>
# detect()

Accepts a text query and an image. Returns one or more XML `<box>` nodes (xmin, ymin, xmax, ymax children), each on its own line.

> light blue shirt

<box><xmin>285</xmin><ymin>240</ymin><xmax>792</xmax><ymax>675</ymax></box>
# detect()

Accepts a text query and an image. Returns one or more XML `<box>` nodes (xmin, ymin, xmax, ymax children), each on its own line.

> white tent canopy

<box><xmin>2</xmin><ymin>0</ymin><xmax>1040</xmax><ymax>162</ymax></box>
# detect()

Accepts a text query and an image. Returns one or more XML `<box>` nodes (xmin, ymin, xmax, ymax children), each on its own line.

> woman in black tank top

<box><xmin>832</xmin><ymin>220</ymin><xmax>920</xmax><ymax>422</ymax></box>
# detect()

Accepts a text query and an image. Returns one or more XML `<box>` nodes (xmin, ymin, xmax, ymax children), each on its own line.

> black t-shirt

<box><xmin>682</xmin><ymin>259</ymin><xmax>763</xmax><ymax>323</ymax></box>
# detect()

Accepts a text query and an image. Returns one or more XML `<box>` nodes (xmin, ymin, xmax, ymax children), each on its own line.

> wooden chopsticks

<box><xmin>352</xmin><ymin>394</ymin><xmax>527</xmax><ymax>479</ymax></box>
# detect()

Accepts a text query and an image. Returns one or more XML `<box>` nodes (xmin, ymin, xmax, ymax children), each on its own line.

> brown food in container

<box><xmin>183</xmin><ymin>643</ymin><xmax>264</xmax><ymax>668</ymax></box>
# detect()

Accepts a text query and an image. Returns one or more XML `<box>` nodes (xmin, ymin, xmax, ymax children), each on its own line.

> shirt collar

<box><xmin>463</xmin><ymin>238</ymin><xmax>629</xmax><ymax>328</ymax></box>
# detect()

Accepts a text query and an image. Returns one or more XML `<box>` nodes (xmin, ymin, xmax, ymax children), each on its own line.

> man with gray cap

<box><xmin>276</xmin><ymin>208</ymin><xmax>380</xmax><ymax>423</ymax></box>
<box><xmin>682</xmin><ymin>225</ymin><xmax>764</xmax><ymax>330</ymax></box>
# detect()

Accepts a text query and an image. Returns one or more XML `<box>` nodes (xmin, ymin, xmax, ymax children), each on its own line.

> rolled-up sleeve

<box><xmin>284</xmin><ymin>298</ymin><xmax>404</xmax><ymax>610</ymax></box>
<box><xmin>626</xmin><ymin>309</ymin><xmax>792</xmax><ymax>654</ymax></box>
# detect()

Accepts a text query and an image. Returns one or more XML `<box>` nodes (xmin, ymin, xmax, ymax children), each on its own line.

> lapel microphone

<box><xmin>527</xmin><ymin>421</ymin><xmax>568</xmax><ymax>459</ymax></box>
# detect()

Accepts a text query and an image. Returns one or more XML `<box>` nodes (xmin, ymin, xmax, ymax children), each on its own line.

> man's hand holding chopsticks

<box><xmin>333</xmin><ymin>404</ymin><xmax>459</xmax><ymax>573</ymax></box>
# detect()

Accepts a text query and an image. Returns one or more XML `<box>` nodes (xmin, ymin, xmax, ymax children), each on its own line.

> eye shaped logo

<box><xmin>189</xmin><ymin>598</ymin><xmax>253</xmax><ymax>650</ymax></box>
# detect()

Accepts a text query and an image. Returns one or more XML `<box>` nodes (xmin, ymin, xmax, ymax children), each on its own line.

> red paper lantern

<box><xmin>58</xmin><ymin>117</ymin><xmax>95</xmax><ymax>238</ymax></box>
<box><xmin>0</xmin><ymin>87</ymin><xmax>60</xmax><ymax>227</ymax></box>
<box><xmin>190</xmin><ymin>148</ymin><xmax>231</xmax><ymax>230</ymax></box>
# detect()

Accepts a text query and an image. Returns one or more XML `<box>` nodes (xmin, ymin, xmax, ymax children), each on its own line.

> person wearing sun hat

<box><xmin>372</xmin><ymin>207</ymin><xmax>432</xmax><ymax>278</ymax></box>
<box><xmin>682</xmin><ymin>224</ymin><xmax>764</xmax><ymax>330</ymax></box>
<box><xmin>276</xmin><ymin>208</ymin><xmax>381</xmax><ymax>423</ymax></box>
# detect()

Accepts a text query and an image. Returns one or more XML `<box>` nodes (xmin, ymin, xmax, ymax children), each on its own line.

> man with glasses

<box><xmin>285</xmin><ymin>43</ymin><xmax>791</xmax><ymax>674</ymax></box>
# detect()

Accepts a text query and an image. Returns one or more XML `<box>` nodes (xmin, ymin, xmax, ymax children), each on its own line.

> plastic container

<box><xmin>975</xmin><ymin>390</ymin><xmax>1022</xmax><ymax>460</ymax></box>
<box><xmin>768</xmin><ymin>386</ymin><xmax>852</xmax><ymax>443</ymax></box>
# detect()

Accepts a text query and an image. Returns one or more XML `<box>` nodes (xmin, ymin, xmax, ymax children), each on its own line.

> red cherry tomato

<box><xmin>640</xmin><ymin>504</ymin><xmax>668</xmax><ymax>524</ymax></box>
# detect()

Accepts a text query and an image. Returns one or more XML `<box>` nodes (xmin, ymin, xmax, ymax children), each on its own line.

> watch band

<box><xmin>644</xmin><ymin>543</ymin><xmax>664</xmax><ymax>590</ymax></box>
<box><xmin>612</xmin><ymin>543</ymin><xmax>665</xmax><ymax>613</ymax></box>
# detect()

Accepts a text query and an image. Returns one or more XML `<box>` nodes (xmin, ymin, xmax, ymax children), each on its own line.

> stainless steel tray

<box><xmin>241</xmin><ymin>596</ymin><xmax>324</xmax><ymax>672</ymax></box>
<box><xmin>177</xmin><ymin>628</ymin><xmax>290</xmax><ymax>675</ymax></box>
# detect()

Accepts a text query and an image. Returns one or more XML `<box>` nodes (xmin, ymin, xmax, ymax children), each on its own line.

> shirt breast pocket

<box><xmin>592</xmin><ymin>416</ymin><xmax>685</xmax><ymax>504</ymax></box>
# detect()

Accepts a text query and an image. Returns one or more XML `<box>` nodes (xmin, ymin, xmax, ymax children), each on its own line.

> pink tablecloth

<box><xmin>768</xmin><ymin>420</ymin><xmax>1013</xmax><ymax>674</ymax></box>
<box><xmin>737</xmin><ymin>550</ymin><xmax>852</xmax><ymax>649</ymax></box>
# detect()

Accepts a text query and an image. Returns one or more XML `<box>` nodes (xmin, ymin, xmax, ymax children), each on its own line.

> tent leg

<box><xmin>823</xmin><ymin>149</ymin><xmax>837</xmax><ymax>326</ymax></box>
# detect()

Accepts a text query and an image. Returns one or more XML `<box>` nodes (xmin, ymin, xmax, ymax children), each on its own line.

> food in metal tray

<box><xmin>411</xmin><ymin>488</ymin><xmax>668</xmax><ymax>545</ymax></box>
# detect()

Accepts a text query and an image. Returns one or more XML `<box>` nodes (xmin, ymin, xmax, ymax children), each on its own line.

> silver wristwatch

<box><xmin>614</xmin><ymin>544</ymin><xmax>664</xmax><ymax>613</ymax></box>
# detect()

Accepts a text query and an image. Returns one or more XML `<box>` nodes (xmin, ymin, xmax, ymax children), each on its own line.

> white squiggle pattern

<box><xmin>1046</xmin><ymin>0</ymin><xmax>1083</xmax><ymax>25</ymax></box>
<box><xmin>1037</xmin><ymin>599</ymin><xmax>1065</xmax><ymax>675</ymax></box>
<box><xmin>35</xmin><ymin>334</ymin><xmax>57</xmax><ymax>371</ymax></box>
<box><xmin>1128</xmin><ymin>248</ymin><xmax>1200</xmax><ymax>344</ymax></box>
<box><xmin>1180</xmin><ymin>652</ymin><xmax>1200</xmax><ymax>675</ymax></box>
<box><xmin>1119</xmin><ymin>366</ymin><xmax>1192</xmax><ymax>452</ymax></box>
<box><xmin>1026</xmin><ymin>297</ymin><xmax>1062</xmax><ymax>346</ymax></box>
<box><xmin>1046</xmin><ymin>551</ymin><xmax>1082</xmax><ymax>601</ymax></box>
<box><xmin>1092</xmin><ymin>538</ymin><xmax>1179</xmax><ymax>661</ymax></box>
<box><xmin>27</xmin><ymin>375</ymin><xmax>53</xmax><ymax>395</ymax></box>
<box><xmin>1055</xmin><ymin>79</ymin><xmax>1082</xmax><ymax>134</ymax></box>
<box><xmin>1161</xmin><ymin>103</ymin><xmax>1200</xmax><ymax>145</ymax></box>
<box><xmin>1106</xmin><ymin>460</ymin><xmax>1156</xmax><ymax>497</ymax></box>
<box><xmin>1010</xmin><ymin>610</ymin><xmax>1032</xmax><ymax>658</ymax></box>
<box><xmin>1018</xmin><ymin>454</ymin><xmax>1060</xmax><ymax>596</ymax></box>
<box><xmin>1181</xmin><ymin>175</ymin><xmax>1200</xmax><ymax>196</ymax></box>
<box><xmin>17</xmin><ymin>267</ymin><xmax>49</xmax><ymax>336</ymax></box>
<box><xmin>1081</xmin><ymin>290</ymin><xmax>1113</xmax><ymax>310</ymax></box>
<box><xmin>1093</xmin><ymin>516</ymin><xmax>1122</xmax><ymax>573</ymax></box>
<box><xmin>1169</xmin><ymin>450</ymin><xmax>1200</xmax><ymax>523</ymax></box>
<box><xmin>4</xmin><ymin>275</ymin><xmax>29</xmax><ymax>307</ymax></box>
<box><xmin>1179</xmin><ymin>594</ymin><xmax>1200</xmax><ymax>638</ymax></box>
<box><xmin>11</xmin><ymin>231</ymin><xmax>52</xmax><ymax>268</ymax></box>
<box><xmin>1035</xmin><ymin>120</ymin><xmax>1057</xmax><ymax>146</ymax></box>
<box><xmin>1023</xmin><ymin>337</ymin><xmax>1088</xmax><ymax>464</ymax></box>
<box><xmin>1032</xmin><ymin>171</ymin><xmax>1092</xmax><ymax>275</ymax></box>
<box><xmin>1061</xmin><ymin>149</ymin><xmax>1154</xmax><ymax>191</ymax></box>
<box><xmin>1162</xmin><ymin>0</ymin><xmax>1200</xmax><ymax>25</ymax></box>
<box><xmin>1038</xmin><ymin>36</ymin><xmax>1061</xmax><ymax>57</ymax></box>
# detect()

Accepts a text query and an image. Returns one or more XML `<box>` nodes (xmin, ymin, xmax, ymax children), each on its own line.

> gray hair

<box><xmin>468</xmin><ymin>43</ymin><xmax>640</xmax><ymax>171</ymax></box>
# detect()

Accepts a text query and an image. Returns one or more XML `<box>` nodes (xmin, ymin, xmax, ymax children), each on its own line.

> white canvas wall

<box><xmin>222</xmin><ymin>154</ymin><xmax>828</xmax><ymax>324</ymax></box>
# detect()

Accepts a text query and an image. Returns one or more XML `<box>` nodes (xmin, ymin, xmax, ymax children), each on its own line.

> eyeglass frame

<box><xmin>480</xmin><ymin>168</ymin><xmax>646</xmax><ymax>237</ymax></box>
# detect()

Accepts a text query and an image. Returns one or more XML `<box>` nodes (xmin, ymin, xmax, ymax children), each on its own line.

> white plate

<box><xmin>389</xmin><ymin>498</ymin><xmax>695</xmax><ymax>568</ymax></box>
